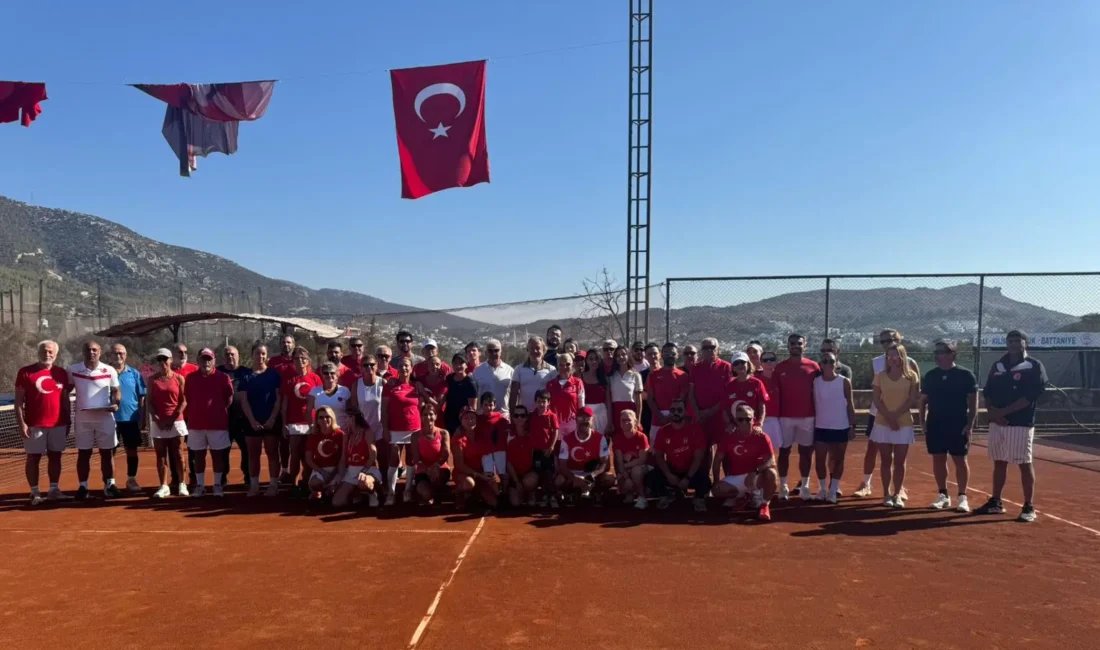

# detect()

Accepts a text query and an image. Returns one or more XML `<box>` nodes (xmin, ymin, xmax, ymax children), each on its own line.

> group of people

<box><xmin>14</xmin><ymin>324</ymin><xmax>1047</xmax><ymax>523</ymax></box>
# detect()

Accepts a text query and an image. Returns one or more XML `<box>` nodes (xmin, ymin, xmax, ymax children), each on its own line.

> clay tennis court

<box><xmin>1</xmin><ymin>438</ymin><xmax>1097</xmax><ymax>650</ymax></box>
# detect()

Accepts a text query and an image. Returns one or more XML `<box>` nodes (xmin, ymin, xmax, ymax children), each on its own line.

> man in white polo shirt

<box><xmin>68</xmin><ymin>340</ymin><xmax>121</xmax><ymax>500</ymax></box>
<box><xmin>511</xmin><ymin>336</ymin><xmax>556</xmax><ymax>412</ymax></box>
<box><xmin>472</xmin><ymin>339</ymin><xmax>514</xmax><ymax>416</ymax></box>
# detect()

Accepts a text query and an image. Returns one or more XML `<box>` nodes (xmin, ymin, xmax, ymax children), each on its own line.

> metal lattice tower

<box><xmin>626</xmin><ymin>0</ymin><xmax>653</xmax><ymax>344</ymax></box>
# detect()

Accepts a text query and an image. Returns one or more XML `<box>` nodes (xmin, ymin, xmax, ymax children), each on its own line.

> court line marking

<box><xmin>408</xmin><ymin>515</ymin><xmax>487</xmax><ymax>649</ymax></box>
<box><xmin>915</xmin><ymin>470</ymin><xmax>1100</xmax><ymax>537</ymax></box>
<box><xmin>0</xmin><ymin>527</ymin><xmax>467</xmax><ymax>535</ymax></box>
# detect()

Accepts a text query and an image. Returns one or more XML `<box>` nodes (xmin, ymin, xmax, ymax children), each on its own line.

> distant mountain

<box><xmin>0</xmin><ymin>196</ymin><xmax>486</xmax><ymax>331</ymax></box>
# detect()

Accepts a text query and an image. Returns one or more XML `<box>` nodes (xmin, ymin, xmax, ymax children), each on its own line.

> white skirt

<box><xmin>870</xmin><ymin>423</ymin><xmax>915</xmax><ymax>445</ymax></box>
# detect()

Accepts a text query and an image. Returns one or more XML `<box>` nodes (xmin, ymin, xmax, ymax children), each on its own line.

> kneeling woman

<box><xmin>333</xmin><ymin>419</ymin><xmax>383</xmax><ymax>508</ymax></box>
<box><xmin>452</xmin><ymin>407</ymin><xmax>499</xmax><ymax>508</ymax></box>
<box><xmin>614</xmin><ymin>410</ymin><xmax>650</xmax><ymax>509</ymax></box>
<box><xmin>304</xmin><ymin>406</ymin><xmax>345</xmax><ymax>500</ymax></box>
<box><xmin>712</xmin><ymin>404</ymin><xmax>779</xmax><ymax>521</ymax></box>
<box><xmin>555</xmin><ymin>407</ymin><xmax>615</xmax><ymax>504</ymax></box>
<box><xmin>381</xmin><ymin>357</ymin><xmax>421</xmax><ymax>505</ymax></box>
<box><xmin>410</xmin><ymin>402</ymin><xmax>452</xmax><ymax>505</ymax></box>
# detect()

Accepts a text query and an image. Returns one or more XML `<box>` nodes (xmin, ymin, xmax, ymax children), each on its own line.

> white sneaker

<box><xmin>892</xmin><ymin>495</ymin><xmax>905</xmax><ymax>509</ymax></box>
<box><xmin>384</xmin><ymin>494</ymin><xmax>396</xmax><ymax>507</ymax></box>
<box><xmin>853</xmin><ymin>483</ymin><xmax>872</xmax><ymax>498</ymax></box>
<box><xmin>798</xmin><ymin>485</ymin><xmax>811</xmax><ymax>500</ymax></box>
<box><xmin>368</xmin><ymin>493</ymin><xmax>380</xmax><ymax>508</ymax></box>
<box><xmin>826</xmin><ymin>490</ymin><xmax>838</xmax><ymax>504</ymax></box>
<box><xmin>29</xmin><ymin>493</ymin><xmax>44</xmax><ymax>506</ymax></box>
<box><xmin>956</xmin><ymin>495</ymin><xmax>970</xmax><ymax>513</ymax></box>
<box><xmin>931</xmin><ymin>493</ymin><xmax>951</xmax><ymax>510</ymax></box>
<box><xmin>153</xmin><ymin>485</ymin><xmax>171</xmax><ymax>499</ymax></box>
<box><xmin>247</xmin><ymin>483</ymin><xmax>261</xmax><ymax>497</ymax></box>
<box><xmin>634</xmin><ymin>496</ymin><xmax>648</xmax><ymax>510</ymax></box>
<box><xmin>126</xmin><ymin>478</ymin><xmax>142</xmax><ymax>493</ymax></box>
<box><xmin>883</xmin><ymin>495</ymin><xmax>896</xmax><ymax>508</ymax></box>
<box><xmin>46</xmin><ymin>488</ymin><xmax>72</xmax><ymax>502</ymax></box>
<box><xmin>264</xmin><ymin>482</ymin><xmax>279</xmax><ymax>497</ymax></box>
<box><xmin>192</xmin><ymin>485</ymin><xmax>206</xmax><ymax>498</ymax></box>
<box><xmin>177</xmin><ymin>483</ymin><xmax>190</xmax><ymax>497</ymax></box>
<box><xmin>814</xmin><ymin>488</ymin><xmax>827</xmax><ymax>501</ymax></box>
<box><xmin>898</xmin><ymin>487</ymin><xmax>909</xmax><ymax>502</ymax></box>
<box><xmin>778</xmin><ymin>485</ymin><xmax>790</xmax><ymax>500</ymax></box>
<box><xmin>212</xmin><ymin>485</ymin><xmax>225</xmax><ymax>497</ymax></box>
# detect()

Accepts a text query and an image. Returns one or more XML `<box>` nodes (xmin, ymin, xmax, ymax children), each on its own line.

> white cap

<box><xmin>730</xmin><ymin>352</ymin><xmax>750</xmax><ymax>364</ymax></box>
<box><xmin>422</xmin><ymin>339</ymin><xmax>438</xmax><ymax>349</ymax></box>
<box><xmin>154</xmin><ymin>348</ymin><xmax>172</xmax><ymax>360</ymax></box>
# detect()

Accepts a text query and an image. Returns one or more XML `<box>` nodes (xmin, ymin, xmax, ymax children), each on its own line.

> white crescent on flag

<box><xmin>35</xmin><ymin>375</ymin><xmax>57</xmax><ymax>395</ymax></box>
<box><xmin>294</xmin><ymin>382</ymin><xmax>310</xmax><ymax>399</ymax></box>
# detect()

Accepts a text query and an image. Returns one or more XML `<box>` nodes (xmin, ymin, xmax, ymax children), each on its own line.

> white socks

<box><xmin>829</xmin><ymin>478</ymin><xmax>840</xmax><ymax>492</ymax></box>
<box><xmin>863</xmin><ymin>473</ymin><xmax>873</xmax><ymax>485</ymax></box>
<box><xmin>818</xmin><ymin>479</ymin><xmax>826</xmax><ymax>492</ymax></box>
<box><xmin>79</xmin><ymin>480</ymin><xmax>88</xmax><ymax>489</ymax></box>
<box><xmin>780</xmin><ymin>478</ymin><xmax>789</xmax><ymax>489</ymax></box>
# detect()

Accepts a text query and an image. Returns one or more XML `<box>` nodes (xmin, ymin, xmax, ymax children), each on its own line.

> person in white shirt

<box><xmin>472</xmin><ymin>339</ymin><xmax>514</xmax><ymax>416</ymax></box>
<box><xmin>630</xmin><ymin>341</ymin><xmax>651</xmax><ymax>373</ymax></box>
<box><xmin>309</xmin><ymin>362</ymin><xmax>352</xmax><ymax>431</ymax></box>
<box><xmin>68</xmin><ymin>340</ymin><xmax>121</xmax><ymax>500</ymax></box>
<box><xmin>510</xmin><ymin>336</ymin><xmax>556</xmax><ymax>412</ymax></box>
<box><xmin>607</xmin><ymin>346</ymin><xmax>644</xmax><ymax>437</ymax></box>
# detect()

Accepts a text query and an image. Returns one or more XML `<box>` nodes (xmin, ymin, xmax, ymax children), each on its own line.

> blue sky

<box><xmin>2</xmin><ymin>1</ymin><xmax>1099</xmax><ymax>311</ymax></box>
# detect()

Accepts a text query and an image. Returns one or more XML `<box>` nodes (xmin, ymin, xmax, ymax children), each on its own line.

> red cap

<box><xmin>460</xmin><ymin>406</ymin><xmax>477</xmax><ymax>418</ymax></box>
<box><xmin>577</xmin><ymin>406</ymin><xmax>594</xmax><ymax>418</ymax></box>
<box><xmin>198</xmin><ymin>348</ymin><xmax>216</xmax><ymax>359</ymax></box>
<box><xmin>575</xmin><ymin>350</ymin><xmax>587</xmax><ymax>359</ymax></box>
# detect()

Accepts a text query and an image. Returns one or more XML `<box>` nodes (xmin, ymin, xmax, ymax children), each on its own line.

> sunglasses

<box><xmin>761</xmin><ymin>358</ymin><xmax>777</xmax><ymax>363</ymax></box>
<box><xmin>732</xmin><ymin>360</ymin><xmax>747</xmax><ymax>365</ymax></box>
<box><xmin>351</xmin><ymin>344</ymin><xmax>364</xmax><ymax>348</ymax></box>
<box><xmin>684</xmin><ymin>351</ymin><xmax>697</xmax><ymax>356</ymax></box>
<box><xmin>820</xmin><ymin>358</ymin><xmax>836</xmax><ymax>365</ymax></box>
<box><xmin>363</xmin><ymin>362</ymin><xmax>377</xmax><ymax>367</ymax></box>
<box><xmin>376</xmin><ymin>354</ymin><xmax>391</xmax><ymax>359</ymax></box>
<box><xmin>669</xmin><ymin>408</ymin><xmax>685</xmax><ymax>414</ymax></box>
<box><xmin>398</xmin><ymin>339</ymin><xmax>412</xmax><ymax>345</ymax></box>
<box><xmin>734</xmin><ymin>417</ymin><xmax>753</xmax><ymax>423</ymax></box>
<box><xmin>701</xmin><ymin>345</ymin><xmax>716</xmax><ymax>351</ymax></box>
<box><xmin>322</xmin><ymin>371</ymin><xmax>338</xmax><ymax>376</ymax></box>
<box><xmin>513</xmin><ymin>413</ymin><xmax>528</xmax><ymax>419</ymax></box>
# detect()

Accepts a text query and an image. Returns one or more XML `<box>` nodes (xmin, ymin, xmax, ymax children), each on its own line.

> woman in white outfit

<box><xmin>870</xmin><ymin>344</ymin><xmax>921</xmax><ymax>508</ymax></box>
<box><xmin>812</xmin><ymin>351</ymin><xmax>856</xmax><ymax>503</ymax></box>
<box><xmin>309</xmin><ymin>362</ymin><xmax>352</xmax><ymax>431</ymax></box>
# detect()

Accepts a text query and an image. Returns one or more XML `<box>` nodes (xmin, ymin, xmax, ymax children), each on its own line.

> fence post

<box><xmin>19</xmin><ymin>283</ymin><xmax>24</xmax><ymax>331</ymax></box>
<box><xmin>824</xmin><ymin>276</ymin><xmax>831</xmax><ymax>340</ymax></box>
<box><xmin>38</xmin><ymin>278</ymin><xmax>44</xmax><ymax>332</ymax></box>
<box><xmin>96</xmin><ymin>278</ymin><xmax>102</xmax><ymax>331</ymax></box>
<box><xmin>975</xmin><ymin>275</ymin><xmax>985</xmax><ymax>385</ymax></box>
<box><xmin>664</xmin><ymin>279</ymin><xmax>671</xmax><ymax>344</ymax></box>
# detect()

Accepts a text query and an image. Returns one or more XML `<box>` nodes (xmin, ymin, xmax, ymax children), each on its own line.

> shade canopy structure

<box><xmin>95</xmin><ymin>312</ymin><xmax>344</xmax><ymax>342</ymax></box>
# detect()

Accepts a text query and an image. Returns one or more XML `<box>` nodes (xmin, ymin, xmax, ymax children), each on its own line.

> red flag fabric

<box><xmin>390</xmin><ymin>60</ymin><xmax>489</xmax><ymax>199</ymax></box>
<box><xmin>0</xmin><ymin>82</ymin><xmax>48</xmax><ymax>127</ymax></box>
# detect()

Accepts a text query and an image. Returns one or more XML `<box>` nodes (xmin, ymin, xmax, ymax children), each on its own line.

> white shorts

<box><xmin>987</xmin><ymin>423</ymin><xmax>1034</xmax><ymax>465</ymax></box>
<box><xmin>188</xmin><ymin>429</ymin><xmax>230</xmax><ymax>451</ymax></box>
<box><xmin>761</xmin><ymin>418</ymin><xmax>782</xmax><ymax>451</ymax></box>
<box><xmin>24</xmin><ymin>426</ymin><xmax>68</xmax><ymax>454</ymax></box>
<box><xmin>343</xmin><ymin>466</ymin><xmax>383</xmax><ymax>486</ymax></box>
<box><xmin>150</xmin><ymin>420</ymin><xmax>187</xmax><ymax>440</ymax></box>
<box><xmin>286</xmin><ymin>423</ymin><xmax>311</xmax><ymax>436</ymax></box>
<box><xmin>778</xmin><ymin>417</ymin><xmax>815</xmax><ymax>448</ymax></box>
<box><xmin>389</xmin><ymin>430</ymin><xmax>413</xmax><ymax>445</ymax></box>
<box><xmin>75</xmin><ymin>416</ymin><xmax>118</xmax><ymax>450</ymax></box>
<box><xmin>481</xmin><ymin>451</ymin><xmax>507</xmax><ymax>475</ymax></box>
<box><xmin>309</xmin><ymin>468</ymin><xmax>337</xmax><ymax>484</ymax></box>
<box><xmin>869</xmin><ymin>423</ymin><xmax>915</xmax><ymax>445</ymax></box>
<box><xmin>721</xmin><ymin>473</ymin><xmax>753</xmax><ymax>496</ymax></box>
<box><xmin>587</xmin><ymin>404</ymin><xmax>609</xmax><ymax>436</ymax></box>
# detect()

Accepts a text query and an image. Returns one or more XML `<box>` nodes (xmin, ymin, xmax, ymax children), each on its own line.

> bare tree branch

<box><xmin>572</xmin><ymin>267</ymin><xmax>626</xmax><ymax>344</ymax></box>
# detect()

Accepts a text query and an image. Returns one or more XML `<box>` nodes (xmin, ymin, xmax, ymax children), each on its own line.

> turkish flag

<box><xmin>390</xmin><ymin>60</ymin><xmax>490</xmax><ymax>199</ymax></box>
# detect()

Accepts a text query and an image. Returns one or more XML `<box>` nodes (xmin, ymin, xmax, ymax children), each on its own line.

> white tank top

<box><xmin>310</xmin><ymin>385</ymin><xmax>351</xmax><ymax>430</ymax></box>
<box><xmin>356</xmin><ymin>376</ymin><xmax>384</xmax><ymax>440</ymax></box>
<box><xmin>813</xmin><ymin>375</ymin><xmax>849</xmax><ymax>430</ymax></box>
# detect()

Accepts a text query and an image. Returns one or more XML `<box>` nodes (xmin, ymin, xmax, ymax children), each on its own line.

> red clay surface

<box><xmin>1</xmin><ymin>440</ymin><xmax>1098</xmax><ymax>650</ymax></box>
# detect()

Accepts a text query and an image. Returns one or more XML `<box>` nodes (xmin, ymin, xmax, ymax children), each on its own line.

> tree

<box><xmin>572</xmin><ymin>267</ymin><xmax>627</xmax><ymax>344</ymax></box>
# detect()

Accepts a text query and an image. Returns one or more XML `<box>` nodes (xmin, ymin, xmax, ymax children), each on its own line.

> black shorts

<box><xmin>415</xmin><ymin>468</ymin><xmax>452</xmax><ymax>486</ymax></box>
<box><xmin>117</xmin><ymin>421</ymin><xmax>143</xmax><ymax>449</ymax></box>
<box><xmin>532</xmin><ymin>450</ymin><xmax>555</xmax><ymax>473</ymax></box>
<box><xmin>925</xmin><ymin>425</ymin><xmax>969</xmax><ymax>457</ymax></box>
<box><xmin>814</xmin><ymin>427</ymin><xmax>850</xmax><ymax>444</ymax></box>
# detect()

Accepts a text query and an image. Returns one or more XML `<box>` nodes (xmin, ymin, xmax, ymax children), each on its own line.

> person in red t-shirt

<box><xmin>722</xmin><ymin>352</ymin><xmax>769</xmax><ymax>430</ymax></box>
<box><xmin>474</xmin><ymin>392</ymin><xmax>509</xmax><ymax>479</ymax></box>
<box><xmin>183</xmin><ymin>348</ymin><xmax>235</xmax><ymax>497</ymax></box>
<box><xmin>14</xmin><ymin>339</ymin><xmax>71</xmax><ymax>504</ymax></box>
<box><xmin>527</xmin><ymin>389</ymin><xmax>561</xmax><ymax>506</ymax></box>
<box><xmin>304</xmin><ymin>406</ymin><xmax>345</xmax><ymax>500</ymax></box>
<box><xmin>505</xmin><ymin>404</ymin><xmax>539</xmax><ymax>507</ymax></box>
<box><xmin>452</xmin><ymin>408</ymin><xmax>499</xmax><ymax>509</ymax></box>
<box><xmin>555</xmin><ymin>407</ymin><xmax>614</xmax><ymax>504</ymax></box>
<box><xmin>413</xmin><ymin>340</ymin><xmax>452</xmax><ymax>394</ymax></box>
<box><xmin>325</xmin><ymin>341</ymin><xmax>351</xmax><ymax>384</ymax></box>
<box><xmin>419</xmin><ymin>355</ymin><xmax>449</xmax><ymax>428</ymax></box>
<box><xmin>646</xmin><ymin>343</ymin><xmax>691</xmax><ymax>443</ymax></box>
<box><xmin>409</xmin><ymin>402</ymin><xmax>452</xmax><ymax>504</ymax></box>
<box><xmin>281</xmin><ymin>348</ymin><xmax>323</xmax><ymax>495</ymax></box>
<box><xmin>333</xmin><ymin>421</ymin><xmax>382</xmax><ymax>509</ymax></box>
<box><xmin>647</xmin><ymin>398</ymin><xmax>711</xmax><ymax>512</ymax></box>
<box><xmin>267</xmin><ymin>334</ymin><xmax>297</xmax><ymax>481</ymax></box>
<box><xmin>774</xmin><ymin>333</ymin><xmax>822</xmax><ymax>501</ymax></box>
<box><xmin>712</xmin><ymin>404</ymin><xmax>778</xmax><ymax>521</ymax></box>
<box><xmin>381</xmin><ymin>356</ymin><xmax>422</xmax><ymax>506</ymax></box>
<box><xmin>546</xmin><ymin>353</ymin><xmax>584</xmax><ymax>436</ymax></box>
<box><xmin>171</xmin><ymin>343</ymin><xmax>199</xmax><ymax>378</ymax></box>
<box><xmin>148</xmin><ymin>350</ymin><xmax>187</xmax><ymax>498</ymax></box>
<box><xmin>755</xmin><ymin>351</ymin><xmax>783</xmax><ymax>451</ymax></box>
<box><xmin>339</xmin><ymin>337</ymin><xmax>367</xmax><ymax>389</ymax></box>
<box><xmin>580</xmin><ymin>349</ymin><xmax>609</xmax><ymax>436</ymax></box>
<box><xmin>613</xmin><ymin>410</ymin><xmax>651</xmax><ymax>509</ymax></box>
<box><xmin>688</xmin><ymin>337</ymin><xmax>733</xmax><ymax>447</ymax></box>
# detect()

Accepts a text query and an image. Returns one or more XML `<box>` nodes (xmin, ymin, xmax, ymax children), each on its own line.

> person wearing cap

<box><xmin>511</xmin><ymin>336</ymin><xmax>557</xmax><ymax>414</ymax></box>
<box><xmin>451</xmin><ymin>406</ymin><xmax>499</xmax><ymax>509</ymax></box>
<box><xmin>545</xmin><ymin>325</ymin><xmax>564</xmax><ymax>368</ymax></box>
<box><xmin>108</xmin><ymin>343</ymin><xmax>147</xmax><ymax>494</ymax></box>
<box><xmin>555</xmin><ymin>406</ymin><xmax>614</xmax><ymax>505</ymax></box>
<box><xmin>975</xmin><ymin>330</ymin><xmax>1047</xmax><ymax>522</ymax></box>
<box><xmin>645</xmin><ymin>342</ymin><xmax>691</xmax><ymax>443</ymax></box>
<box><xmin>721</xmin><ymin>351</ymin><xmax>769</xmax><ymax>434</ymax></box>
<box><xmin>67</xmin><ymin>340</ymin><xmax>122</xmax><ymax>500</ymax></box>
<box><xmin>647</xmin><ymin>397</ymin><xmax>711</xmax><ymax>512</ymax></box>
<box><xmin>147</xmin><ymin>348</ymin><xmax>188</xmax><ymax>498</ymax></box>
<box><xmin>919</xmin><ymin>340</ymin><xmax>978</xmax><ymax>513</ymax></box>
<box><xmin>217</xmin><ymin>346</ymin><xmax>252</xmax><ymax>487</ymax></box>
<box><xmin>183</xmin><ymin>348</ymin><xmax>235</xmax><ymax>497</ymax></box>
<box><xmin>472</xmin><ymin>339</ymin><xmax>514</xmax><ymax>417</ymax></box>
<box><xmin>571</xmin><ymin>349</ymin><xmax>586</xmax><ymax>378</ymax></box>
<box><xmin>413</xmin><ymin>339</ymin><xmax>452</xmax><ymax>390</ymax></box>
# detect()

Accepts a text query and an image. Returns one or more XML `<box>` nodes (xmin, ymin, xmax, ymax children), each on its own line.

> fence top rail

<box><xmin>666</xmin><ymin>271</ymin><xmax>1100</xmax><ymax>282</ymax></box>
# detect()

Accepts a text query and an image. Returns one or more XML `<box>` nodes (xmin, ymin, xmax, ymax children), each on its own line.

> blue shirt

<box><xmin>114</xmin><ymin>365</ymin><xmax>146</xmax><ymax>423</ymax></box>
<box><xmin>241</xmin><ymin>367</ymin><xmax>281</xmax><ymax>424</ymax></box>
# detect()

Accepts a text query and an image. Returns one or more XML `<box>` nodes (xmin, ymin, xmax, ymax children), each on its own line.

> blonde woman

<box><xmin>303</xmin><ymin>406</ymin><xmax>345</xmax><ymax>500</ymax></box>
<box><xmin>870</xmin><ymin>344</ymin><xmax>921</xmax><ymax>508</ymax></box>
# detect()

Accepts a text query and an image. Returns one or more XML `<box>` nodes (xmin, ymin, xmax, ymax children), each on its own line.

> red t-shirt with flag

<box><xmin>183</xmin><ymin>370</ymin><xmax>234</xmax><ymax>430</ymax></box>
<box><xmin>384</xmin><ymin>380</ymin><xmax>421</xmax><ymax>432</ymax></box>
<box><xmin>644</xmin><ymin>367</ymin><xmax>690</xmax><ymax>411</ymax></box>
<box><xmin>528</xmin><ymin>410</ymin><xmax>560</xmax><ymax>451</ymax></box>
<box><xmin>507</xmin><ymin>432</ymin><xmax>535</xmax><ymax>475</ymax></box>
<box><xmin>613</xmin><ymin>429</ymin><xmax>650</xmax><ymax>460</ymax></box>
<box><xmin>558</xmin><ymin>430</ymin><xmax>609</xmax><ymax>472</ymax></box>
<box><xmin>282</xmin><ymin>372</ymin><xmax>323</xmax><ymax>425</ymax></box>
<box><xmin>546</xmin><ymin>375</ymin><xmax>584</xmax><ymax>422</ymax></box>
<box><xmin>722</xmin><ymin>376</ymin><xmax>769</xmax><ymax>425</ymax></box>
<box><xmin>16</xmin><ymin>364</ymin><xmax>70</xmax><ymax>427</ymax></box>
<box><xmin>775</xmin><ymin>358</ymin><xmax>820</xmax><ymax>418</ymax></box>
<box><xmin>719</xmin><ymin>430</ymin><xmax>775</xmax><ymax>477</ymax></box>
<box><xmin>654</xmin><ymin>423</ymin><xmax>706</xmax><ymax>474</ymax></box>
<box><xmin>475</xmin><ymin>411</ymin><xmax>509</xmax><ymax>453</ymax></box>
<box><xmin>306</xmin><ymin>428</ymin><xmax>344</xmax><ymax>469</ymax></box>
